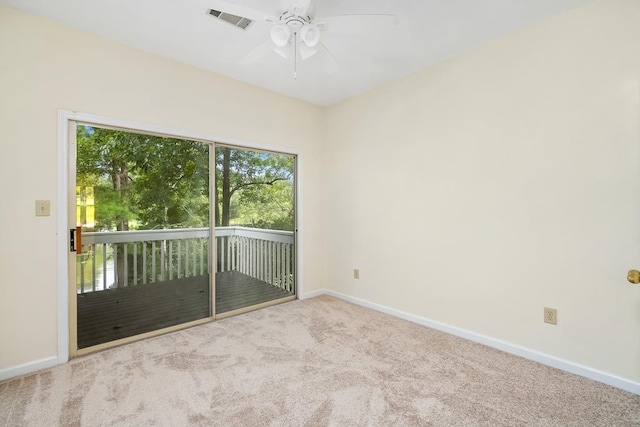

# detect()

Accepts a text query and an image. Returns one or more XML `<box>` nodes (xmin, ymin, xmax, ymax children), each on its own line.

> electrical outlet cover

<box><xmin>544</xmin><ymin>307</ymin><xmax>557</xmax><ymax>325</ymax></box>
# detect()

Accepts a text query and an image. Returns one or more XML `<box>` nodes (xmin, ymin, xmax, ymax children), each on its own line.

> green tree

<box><xmin>78</xmin><ymin>128</ymin><xmax>294</xmax><ymax>233</ymax></box>
<box><xmin>215</xmin><ymin>147</ymin><xmax>294</xmax><ymax>229</ymax></box>
<box><xmin>77</xmin><ymin>126</ymin><xmax>139</xmax><ymax>231</ymax></box>
<box><xmin>132</xmin><ymin>139</ymin><xmax>209</xmax><ymax>229</ymax></box>
<box><xmin>234</xmin><ymin>180</ymin><xmax>294</xmax><ymax>230</ymax></box>
<box><xmin>77</xmin><ymin>126</ymin><xmax>210</xmax><ymax>231</ymax></box>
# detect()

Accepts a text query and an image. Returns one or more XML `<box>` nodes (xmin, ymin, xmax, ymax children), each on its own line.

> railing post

<box><xmin>192</xmin><ymin>240</ymin><xmax>196</xmax><ymax>277</ymax></box>
<box><xmin>102</xmin><ymin>244</ymin><xmax>107</xmax><ymax>290</ymax></box>
<box><xmin>123</xmin><ymin>243</ymin><xmax>128</xmax><ymax>287</ymax></box>
<box><xmin>169</xmin><ymin>241</ymin><xmax>173</xmax><ymax>280</ymax></box>
<box><xmin>284</xmin><ymin>243</ymin><xmax>289</xmax><ymax>291</ymax></box>
<box><xmin>91</xmin><ymin>244</ymin><xmax>96</xmax><ymax>292</ymax></box>
<box><xmin>185</xmin><ymin>240</ymin><xmax>189</xmax><ymax>279</ymax></box>
<box><xmin>151</xmin><ymin>241</ymin><xmax>157</xmax><ymax>283</ymax></box>
<box><xmin>200</xmin><ymin>238</ymin><xmax>205</xmax><ymax>276</ymax></box>
<box><xmin>79</xmin><ymin>253</ymin><xmax>85</xmax><ymax>293</ymax></box>
<box><xmin>113</xmin><ymin>243</ymin><xmax>119</xmax><ymax>288</ymax></box>
<box><xmin>177</xmin><ymin>240</ymin><xmax>182</xmax><ymax>279</ymax></box>
<box><xmin>231</xmin><ymin>236</ymin><xmax>235</xmax><ymax>271</ymax></box>
<box><xmin>220</xmin><ymin>236</ymin><xmax>225</xmax><ymax>273</ymax></box>
<box><xmin>160</xmin><ymin>240</ymin><xmax>166</xmax><ymax>282</ymax></box>
<box><xmin>133</xmin><ymin>243</ymin><xmax>138</xmax><ymax>286</ymax></box>
<box><xmin>142</xmin><ymin>242</ymin><xmax>147</xmax><ymax>284</ymax></box>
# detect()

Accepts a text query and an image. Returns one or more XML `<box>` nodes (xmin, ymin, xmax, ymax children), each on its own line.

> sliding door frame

<box><xmin>212</xmin><ymin>143</ymin><xmax>298</xmax><ymax>320</ymax></box>
<box><xmin>56</xmin><ymin>110</ymin><xmax>304</xmax><ymax>363</ymax></box>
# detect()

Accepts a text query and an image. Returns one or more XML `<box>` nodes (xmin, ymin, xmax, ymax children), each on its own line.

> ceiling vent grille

<box><xmin>208</xmin><ymin>9</ymin><xmax>253</xmax><ymax>30</ymax></box>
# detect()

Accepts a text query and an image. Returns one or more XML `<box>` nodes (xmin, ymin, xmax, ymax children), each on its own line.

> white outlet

<box><xmin>353</xmin><ymin>268</ymin><xmax>360</xmax><ymax>279</ymax></box>
<box><xmin>544</xmin><ymin>307</ymin><xmax>557</xmax><ymax>325</ymax></box>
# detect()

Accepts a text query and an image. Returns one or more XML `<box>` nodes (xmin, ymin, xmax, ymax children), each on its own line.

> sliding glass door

<box><xmin>73</xmin><ymin>125</ymin><xmax>212</xmax><ymax>349</ymax></box>
<box><xmin>68</xmin><ymin>124</ymin><xmax>297</xmax><ymax>354</ymax></box>
<box><xmin>214</xmin><ymin>146</ymin><xmax>296</xmax><ymax>314</ymax></box>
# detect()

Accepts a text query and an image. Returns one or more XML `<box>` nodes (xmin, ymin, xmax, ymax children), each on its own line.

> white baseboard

<box><xmin>0</xmin><ymin>357</ymin><xmax>58</xmax><ymax>382</ymax></box>
<box><xmin>299</xmin><ymin>289</ymin><xmax>325</xmax><ymax>300</ymax></box>
<box><xmin>306</xmin><ymin>288</ymin><xmax>640</xmax><ymax>396</ymax></box>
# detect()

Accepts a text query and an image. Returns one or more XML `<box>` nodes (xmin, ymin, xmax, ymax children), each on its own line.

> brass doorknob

<box><xmin>627</xmin><ymin>270</ymin><xmax>640</xmax><ymax>284</ymax></box>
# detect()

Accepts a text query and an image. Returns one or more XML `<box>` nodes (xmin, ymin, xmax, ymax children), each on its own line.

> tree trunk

<box><xmin>113</xmin><ymin>165</ymin><xmax>129</xmax><ymax>288</ymax></box>
<box><xmin>214</xmin><ymin>190</ymin><xmax>220</xmax><ymax>227</ymax></box>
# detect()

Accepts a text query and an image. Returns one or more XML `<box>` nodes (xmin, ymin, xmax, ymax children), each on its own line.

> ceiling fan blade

<box><xmin>209</xmin><ymin>0</ymin><xmax>278</xmax><ymax>23</ymax></box>
<box><xmin>239</xmin><ymin>40</ymin><xmax>274</xmax><ymax>64</ymax></box>
<box><xmin>319</xmin><ymin>43</ymin><xmax>339</xmax><ymax>74</ymax></box>
<box><xmin>299</xmin><ymin>44</ymin><xmax>318</xmax><ymax>60</ymax></box>
<box><xmin>273</xmin><ymin>45</ymin><xmax>290</xmax><ymax>59</ymax></box>
<box><xmin>318</xmin><ymin>14</ymin><xmax>396</xmax><ymax>34</ymax></box>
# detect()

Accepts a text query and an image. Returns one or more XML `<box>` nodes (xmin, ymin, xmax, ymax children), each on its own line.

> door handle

<box><xmin>70</xmin><ymin>227</ymin><xmax>82</xmax><ymax>254</ymax></box>
<box><xmin>626</xmin><ymin>270</ymin><xmax>640</xmax><ymax>285</ymax></box>
<box><xmin>76</xmin><ymin>226</ymin><xmax>82</xmax><ymax>255</ymax></box>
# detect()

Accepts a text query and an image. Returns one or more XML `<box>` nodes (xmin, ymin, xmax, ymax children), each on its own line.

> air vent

<box><xmin>208</xmin><ymin>9</ymin><xmax>252</xmax><ymax>30</ymax></box>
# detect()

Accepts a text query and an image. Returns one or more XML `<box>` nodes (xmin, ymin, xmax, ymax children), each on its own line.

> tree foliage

<box><xmin>77</xmin><ymin>127</ymin><xmax>294</xmax><ymax>232</ymax></box>
<box><xmin>77</xmin><ymin>126</ymin><xmax>209</xmax><ymax>231</ymax></box>
<box><xmin>215</xmin><ymin>147</ymin><xmax>294</xmax><ymax>230</ymax></box>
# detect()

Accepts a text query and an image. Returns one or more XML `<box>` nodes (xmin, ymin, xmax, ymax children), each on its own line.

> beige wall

<box><xmin>2</xmin><ymin>0</ymin><xmax>640</xmax><ymax>387</ymax></box>
<box><xmin>0</xmin><ymin>6</ymin><xmax>325</xmax><ymax>369</ymax></box>
<box><xmin>323</xmin><ymin>0</ymin><xmax>640</xmax><ymax>383</ymax></box>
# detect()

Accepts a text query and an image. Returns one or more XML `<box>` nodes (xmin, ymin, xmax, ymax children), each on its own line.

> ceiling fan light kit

<box><xmin>300</xmin><ymin>24</ymin><xmax>320</xmax><ymax>47</ymax></box>
<box><xmin>209</xmin><ymin>0</ymin><xmax>397</xmax><ymax>79</ymax></box>
<box><xmin>270</xmin><ymin>24</ymin><xmax>291</xmax><ymax>47</ymax></box>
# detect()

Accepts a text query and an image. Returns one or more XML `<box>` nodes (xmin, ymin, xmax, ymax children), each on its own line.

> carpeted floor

<box><xmin>1</xmin><ymin>295</ymin><xmax>639</xmax><ymax>426</ymax></box>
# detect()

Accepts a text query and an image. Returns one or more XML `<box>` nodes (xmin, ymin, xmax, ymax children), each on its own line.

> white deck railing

<box><xmin>78</xmin><ymin>226</ymin><xmax>294</xmax><ymax>294</ymax></box>
<box><xmin>216</xmin><ymin>227</ymin><xmax>295</xmax><ymax>291</ymax></box>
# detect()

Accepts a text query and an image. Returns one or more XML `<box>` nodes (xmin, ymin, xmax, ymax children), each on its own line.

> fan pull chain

<box><xmin>293</xmin><ymin>32</ymin><xmax>298</xmax><ymax>80</ymax></box>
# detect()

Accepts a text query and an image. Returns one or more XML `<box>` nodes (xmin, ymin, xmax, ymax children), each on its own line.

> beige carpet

<box><xmin>1</xmin><ymin>295</ymin><xmax>639</xmax><ymax>426</ymax></box>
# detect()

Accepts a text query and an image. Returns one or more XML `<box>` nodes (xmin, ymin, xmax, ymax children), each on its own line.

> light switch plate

<box><xmin>36</xmin><ymin>200</ymin><xmax>50</xmax><ymax>216</ymax></box>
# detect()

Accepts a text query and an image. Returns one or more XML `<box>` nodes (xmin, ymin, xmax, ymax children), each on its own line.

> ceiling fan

<box><xmin>209</xmin><ymin>0</ymin><xmax>396</xmax><ymax>78</ymax></box>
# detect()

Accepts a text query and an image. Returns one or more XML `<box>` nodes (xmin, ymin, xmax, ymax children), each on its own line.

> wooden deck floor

<box><xmin>77</xmin><ymin>271</ymin><xmax>294</xmax><ymax>349</ymax></box>
<box><xmin>215</xmin><ymin>271</ymin><xmax>293</xmax><ymax>314</ymax></box>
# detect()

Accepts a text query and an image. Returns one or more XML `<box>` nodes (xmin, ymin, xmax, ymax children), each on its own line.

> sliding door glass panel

<box><xmin>75</xmin><ymin>126</ymin><xmax>211</xmax><ymax>349</ymax></box>
<box><xmin>215</xmin><ymin>146</ymin><xmax>295</xmax><ymax>314</ymax></box>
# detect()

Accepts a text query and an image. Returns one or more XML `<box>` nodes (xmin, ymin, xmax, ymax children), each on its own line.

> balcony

<box><xmin>76</xmin><ymin>226</ymin><xmax>295</xmax><ymax>348</ymax></box>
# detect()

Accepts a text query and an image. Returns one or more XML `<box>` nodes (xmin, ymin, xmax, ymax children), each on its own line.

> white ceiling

<box><xmin>1</xmin><ymin>0</ymin><xmax>592</xmax><ymax>106</ymax></box>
